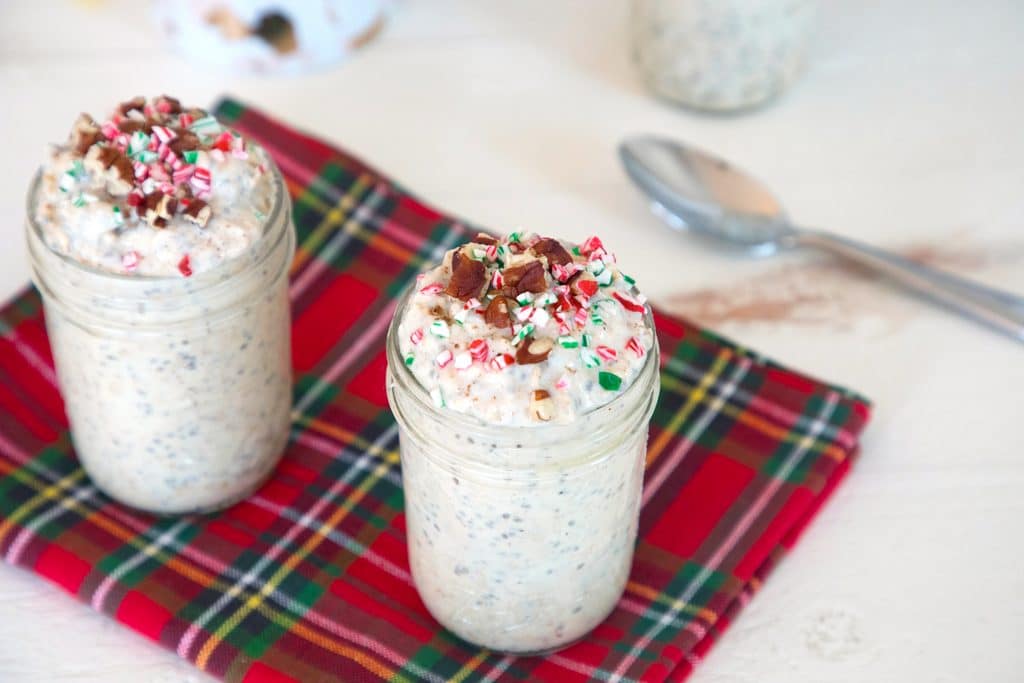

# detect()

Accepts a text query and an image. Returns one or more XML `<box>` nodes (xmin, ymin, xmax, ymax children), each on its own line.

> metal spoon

<box><xmin>619</xmin><ymin>135</ymin><xmax>1024</xmax><ymax>342</ymax></box>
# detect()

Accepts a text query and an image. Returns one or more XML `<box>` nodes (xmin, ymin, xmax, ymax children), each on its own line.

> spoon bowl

<box><xmin>619</xmin><ymin>135</ymin><xmax>1024</xmax><ymax>342</ymax></box>
<box><xmin>619</xmin><ymin>136</ymin><xmax>797</xmax><ymax>255</ymax></box>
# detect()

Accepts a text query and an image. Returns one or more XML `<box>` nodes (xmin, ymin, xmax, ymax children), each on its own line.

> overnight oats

<box><xmin>25</xmin><ymin>96</ymin><xmax>295</xmax><ymax>514</ymax></box>
<box><xmin>386</xmin><ymin>233</ymin><xmax>659</xmax><ymax>653</ymax></box>
<box><xmin>631</xmin><ymin>0</ymin><xmax>817</xmax><ymax>112</ymax></box>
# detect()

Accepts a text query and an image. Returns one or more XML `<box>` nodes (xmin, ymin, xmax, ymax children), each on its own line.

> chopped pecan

<box><xmin>140</xmin><ymin>192</ymin><xmax>176</xmax><ymax>227</ymax></box>
<box><xmin>69</xmin><ymin>113</ymin><xmax>101</xmax><ymax>155</ymax></box>
<box><xmin>117</xmin><ymin>119</ymin><xmax>149</xmax><ymax>135</ymax></box>
<box><xmin>85</xmin><ymin>145</ymin><xmax>134</xmax><ymax>196</ymax></box>
<box><xmin>502</xmin><ymin>260</ymin><xmax>547</xmax><ymax>295</ymax></box>
<box><xmin>531</xmin><ymin>237</ymin><xmax>572</xmax><ymax>266</ymax></box>
<box><xmin>117</xmin><ymin>96</ymin><xmax>146</xmax><ymax>116</ymax></box>
<box><xmin>446</xmin><ymin>250</ymin><xmax>487</xmax><ymax>300</ymax></box>
<box><xmin>168</xmin><ymin>130</ymin><xmax>201</xmax><ymax>155</ymax></box>
<box><xmin>483</xmin><ymin>295</ymin><xmax>513</xmax><ymax>329</ymax></box>
<box><xmin>529</xmin><ymin>389</ymin><xmax>554</xmax><ymax>422</ymax></box>
<box><xmin>471</xmin><ymin>232</ymin><xmax>498</xmax><ymax>246</ymax></box>
<box><xmin>155</xmin><ymin>95</ymin><xmax>183</xmax><ymax>114</ymax></box>
<box><xmin>516</xmin><ymin>335</ymin><xmax>553</xmax><ymax>365</ymax></box>
<box><xmin>182</xmin><ymin>199</ymin><xmax>211</xmax><ymax>228</ymax></box>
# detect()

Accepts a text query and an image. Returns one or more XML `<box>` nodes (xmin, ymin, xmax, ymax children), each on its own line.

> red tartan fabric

<box><xmin>0</xmin><ymin>98</ymin><xmax>871</xmax><ymax>682</ymax></box>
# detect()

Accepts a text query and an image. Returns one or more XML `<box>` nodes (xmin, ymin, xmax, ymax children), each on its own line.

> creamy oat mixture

<box><xmin>34</xmin><ymin>95</ymin><xmax>273</xmax><ymax>276</ymax></box>
<box><xmin>397</xmin><ymin>233</ymin><xmax>655</xmax><ymax>425</ymax></box>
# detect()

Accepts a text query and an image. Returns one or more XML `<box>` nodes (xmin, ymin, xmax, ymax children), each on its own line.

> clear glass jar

<box><xmin>24</xmin><ymin>167</ymin><xmax>295</xmax><ymax>515</ymax></box>
<box><xmin>631</xmin><ymin>0</ymin><xmax>817</xmax><ymax>112</ymax></box>
<box><xmin>386</xmin><ymin>286</ymin><xmax>660</xmax><ymax>654</ymax></box>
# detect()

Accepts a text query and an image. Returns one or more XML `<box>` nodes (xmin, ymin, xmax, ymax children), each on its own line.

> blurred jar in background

<box><xmin>155</xmin><ymin>0</ymin><xmax>386</xmax><ymax>75</ymax></box>
<box><xmin>631</xmin><ymin>0</ymin><xmax>817</xmax><ymax>112</ymax></box>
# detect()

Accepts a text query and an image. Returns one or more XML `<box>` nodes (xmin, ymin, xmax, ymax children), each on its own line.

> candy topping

<box><xmin>399</xmin><ymin>232</ymin><xmax>653</xmax><ymax>422</ymax></box>
<box><xmin>56</xmin><ymin>96</ymin><xmax>253</xmax><ymax>239</ymax></box>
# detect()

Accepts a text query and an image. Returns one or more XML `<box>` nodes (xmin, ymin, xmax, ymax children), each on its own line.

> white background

<box><xmin>1</xmin><ymin>1</ymin><xmax>1023</xmax><ymax>681</ymax></box>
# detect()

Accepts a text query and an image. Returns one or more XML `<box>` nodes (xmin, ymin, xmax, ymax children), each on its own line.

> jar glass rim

<box><xmin>24</xmin><ymin>150</ymin><xmax>287</xmax><ymax>286</ymax></box>
<box><xmin>385</xmin><ymin>279</ymin><xmax>661</xmax><ymax>440</ymax></box>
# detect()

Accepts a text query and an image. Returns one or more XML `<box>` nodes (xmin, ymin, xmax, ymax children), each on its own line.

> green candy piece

<box><xmin>128</xmin><ymin>131</ymin><xmax>150</xmax><ymax>156</ymax></box>
<box><xmin>404</xmin><ymin>354</ymin><xmax>415</xmax><ymax>366</ymax></box>
<box><xmin>622</xmin><ymin>273</ymin><xmax>636</xmax><ymax>285</ymax></box>
<box><xmin>580</xmin><ymin>349</ymin><xmax>601</xmax><ymax>368</ymax></box>
<box><xmin>512</xmin><ymin>322</ymin><xmax>535</xmax><ymax>345</ymax></box>
<box><xmin>184</xmin><ymin>150</ymin><xmax>199</xmax><ymax>164</ymax></box>
<box><xmin>598</xmin><ymin>371</ymin><xmax>622</xmax><ymax>391</ymax></box>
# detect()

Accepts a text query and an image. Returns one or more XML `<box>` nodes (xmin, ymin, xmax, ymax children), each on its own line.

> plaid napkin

<box><xmin>0</xmin><ymin>98</ymin><xmax>870</xmax><ymax>682</ymax></box>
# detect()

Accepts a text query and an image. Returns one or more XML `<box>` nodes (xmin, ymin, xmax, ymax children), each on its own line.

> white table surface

<box><xmin>1</xmin><ymin>1</ymin><xmax>1023</xmax><ymax>681</ymax></box>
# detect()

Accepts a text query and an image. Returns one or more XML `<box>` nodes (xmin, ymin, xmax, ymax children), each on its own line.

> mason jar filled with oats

<box><xmin>387</xmin><ymin>232</ymin><xmax>659</xmax><ymax>653</ymax></box>
<box><xmin>26</xmin><ymin>96</ymin><xmax>295</xmax><ymax>514</ymax></box>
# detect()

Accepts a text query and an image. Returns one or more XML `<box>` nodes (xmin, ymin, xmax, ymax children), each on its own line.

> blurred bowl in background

<box><xmin>154</xmin><ymin>0</ymin><xmax>386</xmax><ymax>75</ymax></box>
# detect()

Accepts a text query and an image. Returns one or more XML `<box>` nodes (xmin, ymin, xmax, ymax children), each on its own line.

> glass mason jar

<box><xmin>386</xmin><ymin>286</ymin><xmax>660</xmax><ymax>654</ymax></box>
<box><xmin>24</xmin><ymin>166</ymin><xmax>295</xmax><ymax>515</ymax></box>
<box><xmin>631</xmin><ymin>0</ymin><xmax>818</xmax><ymax>112</ymax></box>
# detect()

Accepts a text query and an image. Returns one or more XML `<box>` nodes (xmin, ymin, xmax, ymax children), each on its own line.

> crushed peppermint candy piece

<box><xmin>613</xmin><ymin>292</ymin><xmax>646</xmax><ymax>313</ymax></box>
<box><xmin>430</xmin><ymin>320</ymin><xmax>450</xmax><ymax>338</ymax></box>
<box><xmin>626</xmin><ymin>336</ymin><xmax>645</xmax><ymax>358</ymax></box>
<box><xmin>468</xmin><ymin>339</ymin><xmax>489</xmax><ymax>362</ymax></box>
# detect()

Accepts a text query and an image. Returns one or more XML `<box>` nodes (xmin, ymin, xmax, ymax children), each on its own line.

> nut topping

<box><xmin>471</xmin><ymin>232</ymin><xmax>498</xmax><ymax>246</ymax></box>
<box><xmin>182</xmin><ymin>199</ymin><xmax>211</xmax><ymax>228</ymax></box>
<box><xmin>446</xmin><ymin>250</ymin><xmax>487</xmax><ymax>300</ymax></box>
<box><xmin>483</xmin><ymin>295</ymin><xmax>513</xmax><ymax>329</ymax></box>
<box><xmin>84</xmin><ymin>145</ymin><xmax>134</xmax><ymax>196</ymax></box>
<box><xmin>140</xmin><ymin>192</ymin><xmax>177</xmax><ymax>228</ymax></box>
<box><xmin>69</xmin><ymin>114</ymin><xmax>101</xmax><ymax>155</ymax></box>
<box><xmin>502</xmin><ymin>260</ymin><xmax>547</xmax><ymax>295</ymax></box>
<box><xmin>515</xmin><ymin>335</ymin><xmax>553</xmax><ymax>365</ymax></box>
<box><xmin>531</xmin><ymin>237</ymin><xmax>572</xmax><ymax>266</ymax></box>
<box><xmin>117</xmin><ymin>96</ymin><xmax>147</xmax><ymax>116</ymax></box>
<box><xmin>529</xmin><ymin>389</ymin><xmax>555</xmax><ymax>421</ymax></box>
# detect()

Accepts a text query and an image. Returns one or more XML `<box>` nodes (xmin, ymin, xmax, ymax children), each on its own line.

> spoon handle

<box><xmin>795</xmin><ymin>229</ymin><xmax>1024</xmax><ymax>342</ymax></box>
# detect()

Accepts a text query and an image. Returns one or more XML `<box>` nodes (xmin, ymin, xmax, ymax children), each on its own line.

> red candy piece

<box><xmin>580</xmin><ymin>235</ymin><xmax>604</xmax><ymax>255</ymax></box>
<box><xmin>576</xmin><ymin>279</ymin><xmax>598</xmax><ymax>297</ymax></box>
<box><xmin>596</xmin><ymin>345</ymin><xmax>618</xmax><ymax>361</ymax></box>
<box><xmin>469</xmin><ymin>339</ymin><xmax>489</xmax><ymax>362</ymax></box>
<box><xmin>626</xmin><ymin>336</ymin><xmax>645</xmax><ymax>358</ymax></box>
<box><xmin>613</xmin><ymin>292</ymin><xmax>645</xmax><ymax>313</ymax></box>
<box><xmin>122</xmin><ymin>251</ymin><xmax>141</xmax><ymax>272</ymax></box>
<box><xmin>177</xmin><ymin>254</ymin><xmax>192</xmax><ymax>277</ymax></box>
<box><xmin>489</xmin><ymin>353</ymin><xmax>514</xmax><ymax>371</ymax></box>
